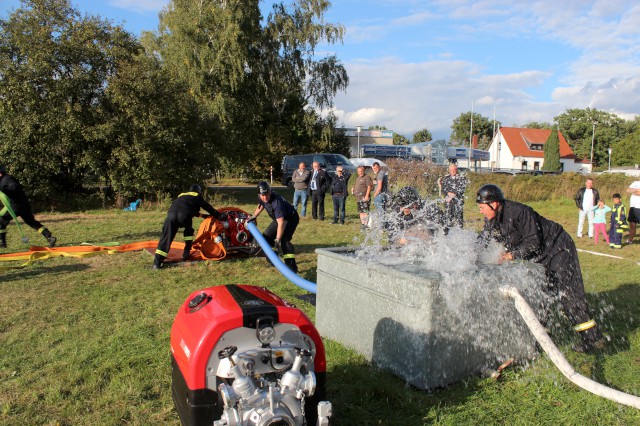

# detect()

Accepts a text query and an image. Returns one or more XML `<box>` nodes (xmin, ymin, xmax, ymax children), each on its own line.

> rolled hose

<box><xmin>500</xmin><ymin>286</ymin><xmax>640</xmax><ymax>409</ymax></box>
<box><xmin>245</xmin><ymin>221</ymin><xmax>317</xmax><ymax>294</ymax></box>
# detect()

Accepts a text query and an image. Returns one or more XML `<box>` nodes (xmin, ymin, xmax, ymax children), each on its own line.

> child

<box><xmin>609</xmin><ymin>193</ymin><xmax>629</xmax><ymax>249</ymax></box>
<box><xmin>590</xmin><ymin>201</ymin><xmax>611</xmax><ymax>244</ymax></box>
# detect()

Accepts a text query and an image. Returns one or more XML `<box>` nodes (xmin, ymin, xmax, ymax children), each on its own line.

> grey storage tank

<box><xmin>315</xmin><ymin>246</ymin><xmax>548</xmax><ymax>390</ymax></box>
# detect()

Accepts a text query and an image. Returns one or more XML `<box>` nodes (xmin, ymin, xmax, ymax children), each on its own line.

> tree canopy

<box><xmin>412</xmin><ymin>128</ymin><xmax>432</xmax><ymax>143</ymax></box>
<box><xmin>450</xmin><ymin>112</ymin><xmax>500</xmax><ymax>149</ymax></box>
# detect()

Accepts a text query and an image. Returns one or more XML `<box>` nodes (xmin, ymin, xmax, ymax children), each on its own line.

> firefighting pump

<box><xmin>171</xmin><ymin>285</ymin><xmax>332</xmax><ymax>426</ymax></box>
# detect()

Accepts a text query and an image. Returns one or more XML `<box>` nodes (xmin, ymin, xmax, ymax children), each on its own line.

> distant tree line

<box><xmin>0</xmin><ymin>0</ymin><xmax>350</xmax><ymax>203</ymax></box>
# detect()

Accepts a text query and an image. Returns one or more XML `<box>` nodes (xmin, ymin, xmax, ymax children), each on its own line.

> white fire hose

<box><xmin>500</xmin><ymin>286</ymin><xmax>640</xmax><ymax>410</ymax></box>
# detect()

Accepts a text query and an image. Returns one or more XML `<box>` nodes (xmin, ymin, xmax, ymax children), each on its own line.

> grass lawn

<box><xmin>1</xmin><ymin>186</ymin><xmax>639</xmax><ymax>425</ymax></box>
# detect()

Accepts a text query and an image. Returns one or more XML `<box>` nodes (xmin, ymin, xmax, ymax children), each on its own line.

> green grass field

<box><xmin>1</xmin><ymin>186</ymin><xmax>639</xmax><ymax>425</ymax></box>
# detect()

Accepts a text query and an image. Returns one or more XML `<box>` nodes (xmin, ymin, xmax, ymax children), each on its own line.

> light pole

<box><xmin>590</xmin><ymin>123</ymin><xmax>595</xmax><ymax>172</ymax></box>
<box><xmin>356</xmin><ymin>125</ymin><xmax>362</xmax><ymax>158</ymax></box>
<box><xmin>608</xmin><ymin>147</ymin><xmax>612</xmax><ymax>172</ymax></box>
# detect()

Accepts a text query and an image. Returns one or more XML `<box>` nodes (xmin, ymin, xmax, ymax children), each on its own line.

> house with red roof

<box><xmin>484</xmin><ymin>127</ymin><xmax>591</xmax><ymax>173</ymax></box>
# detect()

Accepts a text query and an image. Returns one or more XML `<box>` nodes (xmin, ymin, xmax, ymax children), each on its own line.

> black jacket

<box><xmin>168</xmin><ymin>192</ymin><xmax>221</xmax><ymax>219</ymax></box>
<box><xmin>574</xmin><ymin>187</ymin><xmax>600</xmax><ymax>210</ymax></box>
<box><xmin>309</xmin><ymin>168</ymin><xmax>332</xmax><ymax>194</ymax></box>
<box><xmin>480</xmin><ymin>199</ymin><xmax>567</xmax><ymax>264</ymax></box>
<box><xmin>330</xmin><ymin>171</ymin><xmax>351</xmax><ymax>195</ymax></box>
<box><xmin>0</xmin><ymin>173</ymin><xmax>30</xmax><ymax>207</ymax></box>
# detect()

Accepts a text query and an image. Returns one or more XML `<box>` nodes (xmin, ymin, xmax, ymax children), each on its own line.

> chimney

<box><xmin>472</xmin><ymin>134</ymin><xmax>478</xmax><ymax>149</ymax></box>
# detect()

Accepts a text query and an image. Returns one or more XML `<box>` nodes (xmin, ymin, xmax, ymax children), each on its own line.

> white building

<box><xmin>484</xmin><ymin>127</ymin><xmax>590</xmax><ymax>173</ymax></box>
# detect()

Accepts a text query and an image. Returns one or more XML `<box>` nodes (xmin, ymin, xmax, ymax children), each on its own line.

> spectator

<box><xmin>476</xmin><ymin>184</ymin><xmax>605</xmax><ymax>353</ymax></box>
<box><xmin>589</xmin><ymin>201</ymin><xmax>611</xmax><ymax>245</ymax></box>
<box><xmin>608</xmin><ymin>193</ymin><xmax>628</xmax><ymax>249</ymax></box>
<box><xmin>0</xmin><ymin>164</ymin><xmax>56</xmax><ymax>248</ymax></box>
<box><xmin>309</xmin><ymin>161</ymin><xmax>331</xmax><ymax>221</ymax></box>
<box><xmin>574</xmin><ymin>178</ymin><xmax>600</xmax><ymax>238</ymax></box>
<box><xmin>330</xmin><ymin>166</ymin><xmax>351</xmax><ymax>225</ymax></box>
<box><xmin>437</xmin><ymin>162</ymin><xmax>468</xmax><ymax>229</ymax></box>
<box><xmin>291</xmin><ymin>162</ymin><xmax>310</xmax><ymax>218</ymax></box>
<box><xmin>625</xmin><ymin>180</ymin><xmax>640</xmax><ymax>244</ymax></box>
<box><xmin>351</xmin><ymin>166</ymin><xmax>373</xmax><ymax>231</ymax></box>
<box><xmin>371</xmin><ymin>162</ymin><xmax>389</xmax><ymax>213</ymax></box>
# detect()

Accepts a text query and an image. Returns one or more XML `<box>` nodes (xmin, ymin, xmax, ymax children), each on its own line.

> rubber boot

<box><xmin>574</xmin><ymin>327</ymin><xmax>605</xmax><ymax>353</ymax></box>
<box><xmin>152</xmin><ymin>253</ymin><xmax>164</xmax><ymax>270</ymax></box>
<box><xmin>41</xmin><ymin>228</ymin><xmax>56</xmax><ymax>248</ymax></box>
<box><xmin>182</xmin><ymin>241</ymin><xmax>193</xmax><ymax>261</ymax></box>
<box><xmin>284</xmin><ymin>258</ymin><xmax>299</xmax><ymax>274</ymax></box>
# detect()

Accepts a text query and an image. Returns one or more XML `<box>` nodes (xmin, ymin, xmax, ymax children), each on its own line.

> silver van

<box><xmin>281</xmin><ymin>153</ymin><xmax>356</xmax><ymax>187</ymax></box>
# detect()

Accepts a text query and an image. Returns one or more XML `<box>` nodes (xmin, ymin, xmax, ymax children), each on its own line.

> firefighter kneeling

<box><xmin>247</xmin><ymin>181</ymin><xmax>299</xmax><ymax>273</ymax></box>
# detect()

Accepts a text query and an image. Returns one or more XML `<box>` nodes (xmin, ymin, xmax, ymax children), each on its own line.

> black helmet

<box><xmin>257</xmin><ymin>181</ymin><xmax>271</xmax><ymax>195</ymax></box>
<box><xmin>0</xmin><ymin>165</ymin><xmax>5</xmax><ymax>174</ymax></box>
<box><xmin>189</xmin><ymin>184</ymin><xmax>203</xmax><ymax>195</ymax></box>
<box><xmin>476</xmin><ymin>184</ymin><xmax>505</xmax><ymax>204</ymax></box>
<box><xmin>396</xmin><ymin>186</ymin><xmax>420</xmax><ymax>208</ymax></box>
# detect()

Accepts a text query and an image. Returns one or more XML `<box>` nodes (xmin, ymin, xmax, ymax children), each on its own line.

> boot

<box><xmin>152</xmin><ymin>253</ymin><xmax>164</xmax><ymax>270</ymax></box>
<box><xmin>573</xmin><ymin>327</ymin><xmax>606</xmax><ymax>353</ymax></box>
<box><xmin>182</xmin><ymin>241</ymin><xmax>193</xmax><ymax>261</ymax></box>
<box><xmin>0</xmin><ymin>232</ymin><xmax>6</xmax><ymax>248</ymax></box>
<box><xmin>284</xmin><ymin>258</ymin><xmax>299</xmax><ymax>274</ymax></box>
<box><xmin>47</xmin><ymin>236</ymin><xmax>57</xmax><ymax>248</ymax></box>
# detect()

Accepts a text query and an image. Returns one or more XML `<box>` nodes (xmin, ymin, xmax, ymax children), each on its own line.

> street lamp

<box><xmin>590</xmin><ymin>123</ymin><xmax>595</xmax><ymax>172</ymax></box>
<box><xmin>356</xmin><ymin>125</ymin><xmax>362</xmax><ymax>158</ymax></box>
<box><xmin>608</xmin><ymin>147</ymin><xmax>612</xmax><ymax>172</ymax></box>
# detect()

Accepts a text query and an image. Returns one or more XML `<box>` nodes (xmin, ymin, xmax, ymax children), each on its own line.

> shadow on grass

<box><xmin>1</xmin><ymin>263</ymin><xmax>90</xmax><ymax>283</ymax></box>
<box><xmin>589</xmin><ymin>282</ymin><xmax>640</xmax><ymax>354</ymax></box>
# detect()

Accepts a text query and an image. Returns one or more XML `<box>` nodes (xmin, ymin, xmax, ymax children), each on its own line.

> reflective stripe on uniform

<box><xmin>283</xmin><ymin>253</ymin><xmax>296</xmax><ymax>259</ymax></box>
<box><xmin>0</xmin><ymin>229</ymin><xmax>5</xmax><ymax>234</ymax></box>
<box><xmin>37</xmin><ymin>227</ymin><xmax>46</xmax><ymax>234</ymax></box>
<box><xmin>155</xmin><ymin>249</ymin><xmax>168</xmax><ymax>257</ymax></box>
<box><xmin>178</xmin><ymin>192</ymin><xmax>199</xmax><ymax>198</ymax></box>
<box><xmin>573</xmin><ymin>319</ymin><xmax>596</xmax><ymax>332</ymax></box>
<box><xmin>184</xmin><ymin>236</ymin><xmax>194</xmax><ymax>241</ymax></box>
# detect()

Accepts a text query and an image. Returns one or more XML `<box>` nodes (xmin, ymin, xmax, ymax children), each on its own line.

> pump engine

<box><xmin>171</xmin><ymin>285</ymin><xmax>331</xmax><ymax>426</ymax></box>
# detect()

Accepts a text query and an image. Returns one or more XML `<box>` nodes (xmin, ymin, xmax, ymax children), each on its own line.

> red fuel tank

<box><xmin>171</xmin><ymin>284</ymin><xmax>326</xmax><ymax>426</ymax></box>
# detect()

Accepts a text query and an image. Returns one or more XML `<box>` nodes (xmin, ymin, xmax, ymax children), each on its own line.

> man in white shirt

<box><xmin>574</xmin><ymin>178</ymin><xmax>600</xmax><ymax>238</ymax></box>
<box><xmin>626</xmin><ymin>180</ymin><xmax>640</xmax><ymax>244</ymax></box>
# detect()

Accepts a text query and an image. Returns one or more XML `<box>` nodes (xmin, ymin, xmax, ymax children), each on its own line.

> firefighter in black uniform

<box><xmin>247</xmin><ymin>181</ymin><xmax>299</xmax><ymax>273</ymax></box>
<box><xmin>388</xmin><ymin>186</ymin><xmax>444</xmax><ymax>245</ymax></box>
<box><xmin>0</xmin><ymin>165</ymin><xmax>56</xmax><ymax>248</ymax></box>
<box><xmin>153</xmin><ymin>184</ymin><xmax>226</xmax><ymax>269</ymax></box>
<box><xmin>476</xmin><ymin>184</ymin><xmax>605</xmax><ymax>352</ymax></box>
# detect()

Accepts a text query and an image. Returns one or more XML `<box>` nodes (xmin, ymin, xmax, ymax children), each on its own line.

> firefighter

<box><xmin>0</xmin><ymin>165</ymin><xmax>56</xmax><ymax>248</ymax></box>
<box><xmin>476</xmin><ymin>184</ymin><xmax>605</xmax><ymax>353</ymax></box>
<box><xmin>153</xmin><ymin>184</ymin><xmax>226</xmax><ymax>269</ymax></box>
<box><xmin>247</xmin><ymin>181</ymin><xmax>299</xmax><ymax>273</ymax></box>
<box><xmin>388</xmin><ymin>186</ymin><xmax>443</xmax><ymax>245</ymax></box>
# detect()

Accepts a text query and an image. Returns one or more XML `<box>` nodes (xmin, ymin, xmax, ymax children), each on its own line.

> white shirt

<box><xmin>630</xmin><ymin>181</ymin><xmax>640</xmax><ymax>208</ymax></box>
<box><xmin>582</xmin><ymin>188</ymin><xmax>595</xmax><ymax>210</ymax></box>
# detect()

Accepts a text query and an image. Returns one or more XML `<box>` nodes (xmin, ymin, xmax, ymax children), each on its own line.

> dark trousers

<box><xmin>154</xmin><ymin>211</ymin><xmax>194</xmax><ymax>265</ymax></box>
<box><xmin>311</xmin><ymin>190</ymin><xmax>326</xmax><ymax>220</ymax></box>
<box><xmin>332</xmin><ymin>195</ymin><xmax>346</xmax><ymax>224</ymax></box>
<box><xmin>262</xmin><ymin>213</ymin><xmax>299</xmax><ymax>258</ymax></box>
<box><xmin>609</xmin><ymin>224</ymin><xmax>623</xmax><ymax>248</ymax></box>
<box><xmin>0</xmin><ymin>201</ymin><xmax>51</xmax><ymax>243</ymax></box>
<box><xmin>543</xmin><ymin>232</ymin><xmax>603</xmax><ymax>345</ymax></box>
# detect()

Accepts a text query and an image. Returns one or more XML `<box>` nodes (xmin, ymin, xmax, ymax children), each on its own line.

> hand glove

<box><xmin>274</xmin><ymin>239</ymin><xmax>282</xmax><ymax>254</ymax></box>
<box><xmin>218</xmin><ymin>213</ymin><xmax>228</xmax><ymax>221</ymax></box>
<box><xmin>245</xmin><ymin>215</ymin><xmax>256</xmax><ymax>223</ymax></box>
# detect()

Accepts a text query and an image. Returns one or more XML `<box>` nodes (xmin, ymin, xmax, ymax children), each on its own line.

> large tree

<box><xmin>450</xmin><ymin>112</ymin><xmax>500</xmax><ymax>149</ymax></box>
<box><xmin>554</xmin><ymin>108</ymin><xmax>627</xmax><ymax>167</ymax></box>
<box><xmin>542</xmin><ymin>125</ymin><xmax>562</xmax><ymax>172</ymax></box>
<box><xmin>0</xmin><ymin>0</ymin><xmax>139</xmax><ymax>200</ymax></box>
<box><xmin>146</xmin><ymin>0</ymin><xmax>349</xmax><ymax>174</ymax></box>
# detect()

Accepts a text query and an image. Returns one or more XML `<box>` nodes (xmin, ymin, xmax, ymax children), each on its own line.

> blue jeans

<box><xmin>293</xmin><ymin>189</ymin><xmax>308</xmax><ymax>217</ymax></box>
<box><xmin>373</xmin><ymin>193</ymin><xmax>388</xmax><ymax>211</ymax></box>
<box><xmin>332</xmin><ymin>195</ymin><xmax>346</xmax><ymax>223</ymax></box>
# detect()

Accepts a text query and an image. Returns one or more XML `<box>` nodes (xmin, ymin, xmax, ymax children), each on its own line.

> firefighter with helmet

<box><xmin>247</xmin><ymin>181</ymin><xmax>300</xmax><ymax>273</ymax></box>
<box><xmin>388</xmin><ymin>186</ymin><xmax>444</xmax><ymax>245</ymax></box>
<box><xmin>153</xmin><ymin>184</ymin><xmax>227</xmax><ymax>269</ymax></box>
<box><xmin>476</xmin><ymin>184</ymin><xmax>605</xmax><ymax>352</ymax></box>
<box><xmin>0</xmin><ymin>164</ymin><xmax>56</xmax><ymax>248</ymax></box>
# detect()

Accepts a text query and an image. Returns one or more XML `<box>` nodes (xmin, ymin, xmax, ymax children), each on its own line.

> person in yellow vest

<box><xmin>608</xmin><ymin>193</ymin><xmax>628</xmax><ymax>249</ymax></box>
<box><xmin>153</xmin><ymin>184</ymin><xmax>226</xmax><ymax>269</ymax></box>
<box><xmin>0</xmin><ymin>165</ymin><xmax>56</xmax><ymax>248</ymax></box>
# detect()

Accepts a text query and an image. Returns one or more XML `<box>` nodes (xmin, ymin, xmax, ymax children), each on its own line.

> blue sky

<box><xmin>2</xmin><ymin>0</ymin><xmax>639</xmax><ymax>140</ymax></box>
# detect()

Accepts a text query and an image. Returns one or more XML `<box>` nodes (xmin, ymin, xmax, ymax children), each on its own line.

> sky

<box><xmin>2</xmin><ymin>0</ymin><xmax>640</xmax><ymax>140</ymax></box>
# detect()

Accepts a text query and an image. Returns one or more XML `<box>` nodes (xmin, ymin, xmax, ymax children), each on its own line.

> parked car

<box><xmin>348</xmin><ymin>158</ymin><xmax>388</xmax><ymax>172</ymax></box>
<box><xmin>281</xmin><ymin>153</ymin><xmax>356</xmax><ymax>187</ymax></box>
